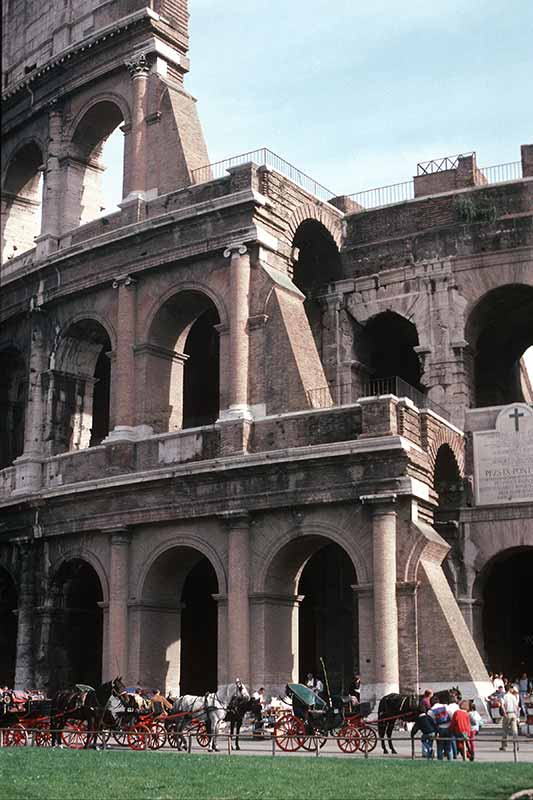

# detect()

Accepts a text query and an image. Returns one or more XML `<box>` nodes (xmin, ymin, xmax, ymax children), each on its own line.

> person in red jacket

<box><xmin>451</xmin><ymin>701</ymin><xmax>473</xmax><ymax>761</ymax></box>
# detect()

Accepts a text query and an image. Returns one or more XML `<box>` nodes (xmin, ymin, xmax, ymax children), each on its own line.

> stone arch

<box><xmin>65</xmin><ymin>93</ymin><xmax>132</xmax><ymax>143</ymax></box>
<box><xmin>136</xmin><ymin>536</ymin><xmax>225</xmax><ymax>694</ymax></box>
<box><xmin>465</xmin><ymin>284</ymin><xmax>533</xmax><ymax>407</ymax></box>
<box><xmin>54</xmin><ymin>310</ymin><xmax>117</xmax><ymax>357</ymax></box>
<box><xmin>141</xmin><ymin>287</ymin><xmax>224</xmax><ymax>432</ymax></box>
<box><xmin>50</xmin><ymin>547</ymin><xmax>110</xmax><ymax>603</ymax></box>
<box><xmin>1</xmin><ymin>138</ymin><xmax>44</xmax><ymax>261</ymax></box>
<box><xmin>427</xmin><ymin>427</ymin><xmax>465</xmax><ymax>479</ymax></box>
<box><xmin>0</xmin><ymin>564</ymin><xmax>17</xmax><ymax>686</ymax></box>
<box><xmin>142</xmin><ymin>280</ymin><xmax>229</xmax><ymax>343</ymax></box>
<box><xmin>49</xmin><ymin>318</ymin><xmax>112</xmax><ymax>453</ymax></box>
<box><xmin>361</xmin><ymin>310</ymin><xmax>423</xmax><ymax>390</ymax></box>
<box><xmin>286</xmin><ymin>203</ymin><xmax>343</xmax><ymax>251</ymax></box>
<box><xmin>472</xmin><ymin>546</ymin><xmax>533</xmax><ymax>675</ymax></box>
<box><xmin>255</xmin><ymin>521</ymin><xmax>368</xmax><ymax>693</ymax></box>
<box><xmin>0</xmin><ymin>347</ymin><xmax>27</xmax><ymax>469</ymax></box>
<box><xmin>63</xmin><ymin>97</ymin><xmax>127</xmax><ymax>228</ymax></box>
<box><xmin>47</xmin><ymin>554</ymin><xmax>105</xmax><ymax>692</ymax></box>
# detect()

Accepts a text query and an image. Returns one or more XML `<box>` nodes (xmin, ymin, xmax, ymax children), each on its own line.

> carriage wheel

<box><xmin>358</xmin><ymin>725</ymin><xmax>377</xmax><ymax>753</ymax></box>
<box><xmin>3</xmin><ymin>724</ymin><xmax>28</xmax><ymax>747</ymax></box>
<box><xmin>61</xmin><ymin>720</ymin><xmax>88</xmax><ymax>749</ymax></box>
<box><xmin>148</xmin><ymin>720</ymin><xmax>167</xmax><ymax>750</ymax></box>
<box><xmin>127</xmin><ymin>723</ymin><xmax>151</xmax><ymax>751</ymax></box>
<box><xmin>34</xmin><ymin>723</ymin><xmax>53</xmax><ymax>747</ymax></box>
<box><xmin>336</xmin><ymin>725</ymin><xmax>361</xmax><ymax>753</ymax></box>
<box><xmin>301</xmin><ymin>732</ymin><xmax>328</xmax><ymax>751</ymax></box>
<box><xmin>273</xmin><ymin>715</ymin><xmax>305</xmax><ymax>752</ymax></box>
<box><xmin>167</xmin><ymin>726</ymin><xmax>186</xmax><ymax>750</ymax></box>
<box><xmin>96</xmin><ymin>728</ymin><xmax>111</xmax><ymax>747</ymax></box>
<box><xmin>195</xmin><ymin>722</ymin><xmax>210</xmax><ymax>749</ymax></box>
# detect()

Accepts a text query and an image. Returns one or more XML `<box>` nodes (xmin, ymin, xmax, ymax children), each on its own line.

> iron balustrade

<box><xmin>191</xmin><ymin>147</ymin><xmax>336</xmax><ymax>203</ymax></box>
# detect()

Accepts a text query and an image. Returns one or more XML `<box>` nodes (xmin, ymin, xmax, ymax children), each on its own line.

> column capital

<box><xmin>103</xmin><ymin>526</ymin><xmax>131</xmax><ymax>545</ymax></box>
<box><xmin>218</xmin><ymin>511</ymin><xmax>251</xmax><ymax>529</ymax></box>
<box><xmin>112</xmin><ymin>274</ymin><xmax>136</xmax><ymax>289</ymax></box>
<box><xmin>125</xmin><ymin>53</ymin><xmax>150</xmax><ymax>78</ymax></box>
<box><xmin>223</xmin><ymin>243</ymin><xmax>248</xmax><ymax>258</ymax></box>
<box><xmin>351</xmin><ymin>582</ymin><xmax>373</xmax><ymax>597</ymax></box>
<box><xmin>360</xmin><ymin>493</ymin><xmax>397</xmax><ymax>513</ymax></box>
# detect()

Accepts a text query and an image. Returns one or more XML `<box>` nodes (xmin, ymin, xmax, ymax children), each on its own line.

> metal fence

<box><xmin>191</xmin><ymin>147</ymin><xmax>336</xmax><ymax>203</ymax></box>
<box><xmin>361</xmin><ymin>376</ymin><xmax>451</xmax><ymax>421</ymax></box>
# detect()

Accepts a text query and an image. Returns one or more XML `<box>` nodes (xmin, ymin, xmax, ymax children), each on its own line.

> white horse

<box><xmin>169</xmin><ymin>685</ymin><xmax>250</xmax><ymax>751</ymax></box>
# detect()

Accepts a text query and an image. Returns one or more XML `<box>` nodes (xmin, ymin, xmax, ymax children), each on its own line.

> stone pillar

<box><xmin>317</xmin><ymin>292</ymin><xmax>342</xmax><ymax>400</ymax></box>
<box><xmin>14</xmin><ymin>312</ymin><xmax>47</xmax><ymax>494</ymax></box>
<box><xmin>124</xmin><ymin>54</ymin><xmax>150</xmax><ymax>199</ymax></box>
<box><xmin>362</xmin><ymin>493</ymin><xmax>400</xmax><ymax>697</ymax></box>
<box><xmin>107</xmin><ymin>529</ymin><xmax>130</xmax><ymax>679</ymax></box>
<box><xmin>223</xmin><ymin>513</ymin><xmax>251</xmax><ymax>685</ymax></box>
<box><xmin>212</xmin><ymin>593</ymin><xmax>228</xmax><ymax>688</ymax></box>
<box><xmin>222</xmin><ymin>244</ymin><xmax>251</xmax><ymax>418</ymax></box>
<box><xmin>36</xmin><ymin>101</ymin><xmax>63</xmax><ymax>256</ymax></box>
<box><xmin>14</xmin><ymin>542</ymin><xmax>35</xmax><ymax>689</ymax></box>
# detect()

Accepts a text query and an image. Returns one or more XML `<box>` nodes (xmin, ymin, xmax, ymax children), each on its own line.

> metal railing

<box><xmin>417</xmin><ymin>153</ymin><xmax>475</xmax><ymax>175</ymax></box>
<box><xmin>478</xmin><ymin>160</ymin><xmax>522</xmax><ymax>184</ymax></box>
<box><xmin>191</xmin><ymin>147</ymin><xmax>336</xmax><ymax>203</ymax></box>
<box><xmin>361</xmin><ymin>376</ymin><xmax>451</xmax><ymax>421</ymax></box>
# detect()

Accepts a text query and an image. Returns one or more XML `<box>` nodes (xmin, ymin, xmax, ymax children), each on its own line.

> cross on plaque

<box><xmin>508</xmin><ymin>407</ymin><xmax>524</xmax><ymax>432</ymax></box>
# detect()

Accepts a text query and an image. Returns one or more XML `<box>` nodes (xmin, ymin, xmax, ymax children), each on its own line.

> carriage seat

<box><xmin>10</xmin><ymin>690</ymin><xmax>29</xmax><ymax>705</ymax></box>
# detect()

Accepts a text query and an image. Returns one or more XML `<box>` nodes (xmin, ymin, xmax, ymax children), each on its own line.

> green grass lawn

<box><xmin>1</xmin><ymin>750</ymin><xmax>532</xmax><ymax>800</ymax></box>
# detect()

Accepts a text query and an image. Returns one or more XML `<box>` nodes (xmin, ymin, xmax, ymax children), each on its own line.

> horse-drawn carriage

<box><xmin>0</xmin><ymin>689</ymin><xmax>52</xmax><ymax>747</ymax></box>
<box><xmin>273</xmin><ymin>683</ymin><xmax>377</xmax><ymax>753</ymax></box>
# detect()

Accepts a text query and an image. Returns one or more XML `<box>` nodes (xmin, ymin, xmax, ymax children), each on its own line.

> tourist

<box><xmin>420</xmin><ymin>689</ymin><xmax>433</xmax><ymax>713</ymax></box>
<box><xmin>305</xmin><ymin>672</ymin><xmax>323</xmax><ymax>695</ymax></box>
<box><xmin>499</xmin><ymin>685</ymin><xmax>520</xmax><ymax>751</ymax></box>
<box><xmin>252</xmin><ymin>687</ymin><xmax>266</xmax><ymax>707</ymax></box>
<box><xmin>468</xmin><ymin>701</ymin><xmax>483</xmax><ymax>760</ymax></box>
<box><xmin>493</xmin><ymin>673</ymin><xmax>505</xmax><ymax>692</ymax></box>
<box><xmin>451</xmin><ymin>701</ymin><xmax>473</xmax><ymax>761</ymax></box>
<box><xmin>348</xmin><ymin>675</ymin><xmax>361</xmax><ymax>710</ymax></box>
<box><xmin>151</xmin><ymin>688</ymin><xmax>172</xmax><ymax>716</ymax></box>
<box><xmin>446</xmin><ymin>693</ymin><xmax>461</xmax><ymax>758</ymax></box>
<box><xmin>428</xmin><ymin>699</ymin><xmax>453</xmax><ymax>760</ymax></box>
<box><xmin>411</xmin><ymin>710</ymin><xmax>437</xmax><ymax>759</ymax></box>
<box><xmin>518</xmin><ymin>673</ymin><xmax>530</xmax><ymax>717</ymax></box>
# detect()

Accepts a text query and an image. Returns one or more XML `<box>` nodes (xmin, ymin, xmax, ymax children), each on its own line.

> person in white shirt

<box><xmin>493</xmin><ymin>674</ymin><xmax>505</xmax><ymax>692</ymax></box>
<box><xmin>305</xmin><ymin>673</ymin><xmax>324</xmax><ymax>695</ymax></box>
<box><xmin>499</xmin><ymin>685</ymin><xmax>520</xmax><ymax>750</ymax></box>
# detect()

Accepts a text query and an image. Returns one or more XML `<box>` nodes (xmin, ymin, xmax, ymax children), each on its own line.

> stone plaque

<box><xmin>473</xmin><ymin>403</ymin><xmax>533</xmax><ymax>505</ymax></box>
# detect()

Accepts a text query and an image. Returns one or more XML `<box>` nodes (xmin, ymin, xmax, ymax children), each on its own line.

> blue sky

<box><xmin>102</xmin><ymin>0</ymin><xmax>533</xmax><ymax>203</ymax></box>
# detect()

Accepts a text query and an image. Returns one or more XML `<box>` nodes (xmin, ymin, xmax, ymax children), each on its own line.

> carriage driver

<box><xmin>151</xmin><ymin>688</ymin><xmax>173</xmax><ymax>717</ymax></box>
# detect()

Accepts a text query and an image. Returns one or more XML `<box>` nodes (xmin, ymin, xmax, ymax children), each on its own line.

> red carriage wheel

<box><xmin>34</xmin><ymin>723</ymin><xmax>53</xmax><ymax>747</ymax></box>
<box><xmin>195</xmin><ymin>722</ymin><xmax>210</xmax><ymax>749</ymax></box>
<box><xmin>167</xmin><ymin>725</ymin><xmax>186</xmax><ymax>750</ymax></box>
<box><xmin>148</xmin><ymin>720</ymin><xmax>167</xmax><ymax>749</ymax></box>
<box><xmin>301</xmin><ymin>731</ymin><xmax>327</xmax><ymax>751</ymax></box>
<box><xmin>336</xmin><ymin>724</ymin><xmax>360</xmax><ymax>753</ymax></box>
<box><xmin>127</xmin><ymin>722</ymin><xmax>151</xmax><ymax>751</ymax></box>
<box><xmin>3</xmin><ymin>724</ymin><xmax>28</xmax><ymax>747</ymax></box>
<box><xmin>273</xmin><ymin>715</ymin><xmax>305</xmax><ymax>752</ymax></box>
<box><xmin>358</xmin><ymin>725</ymin><xmax>377</xmax><ymax>753</ymax></box>
<box><xmin>62</xmin><ymin>719</ymin><xmax>88</xmax><ymax>749</ymax></box>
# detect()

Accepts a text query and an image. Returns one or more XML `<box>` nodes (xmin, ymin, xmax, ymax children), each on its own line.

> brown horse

<box><xmin>50</xmin><ymin>676</ymin><xmax>126</xmax><ymax>748</ymax></box>
<box><xmin>378</xmin><ymin>687</ymin><xmax>462</xmax><ymax>754</ymax></box>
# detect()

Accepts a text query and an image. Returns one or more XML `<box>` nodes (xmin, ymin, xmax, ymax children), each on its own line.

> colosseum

<box><xmin>1</xmin><ymin>0</ymin><xmax>532</xmax><ymax>706</ymax></box>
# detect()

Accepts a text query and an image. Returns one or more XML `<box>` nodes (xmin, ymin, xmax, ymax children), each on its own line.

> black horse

<box><xmin>378</xmin><ymin>687</ymin><xmax>461</xmax><ymax>754</ymax></box>
<box><xmin>50</xmin><ymin>676</ymin><xmax>126</xmax><ymax>748</ymax></box>
<box><xmin>225</xmin><ymin>696</ymin><xmax>263</xmax><ymax>750</ymax></box>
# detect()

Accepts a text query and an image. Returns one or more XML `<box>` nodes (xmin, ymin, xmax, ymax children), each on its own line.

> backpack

<box><xmin>432</xmin><ymin>705</ymin><xmax>450</xmax><ymax>725</ymax></box>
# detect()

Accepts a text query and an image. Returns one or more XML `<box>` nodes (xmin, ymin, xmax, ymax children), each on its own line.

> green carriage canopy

<box><xmin>287</xmin><ymin>683</ymin><xmax>328</xmax><ymax>709</ymax></box>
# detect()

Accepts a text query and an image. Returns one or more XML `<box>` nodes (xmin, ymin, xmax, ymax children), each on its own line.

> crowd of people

<box><xmin>411</xmin><ymin>691</ymin><xmax>483</xmax><ymax>761</ymax></box>
<box><xmin>487</xmin><ymin>672</ymin><xmax>532</xmax><ymax>719</ymax></box>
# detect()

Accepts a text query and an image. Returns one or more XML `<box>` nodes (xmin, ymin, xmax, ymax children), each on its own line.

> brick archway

<box><xmin>286</xmin><ymin>203</ymin><xmax>343</xmax><ymax>251</ymax></box>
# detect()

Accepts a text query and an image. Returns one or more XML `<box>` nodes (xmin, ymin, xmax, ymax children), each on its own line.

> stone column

<box><xmin>362</xmin><ymin>493</ymin><xmax>400</xmax><ymax>697</ymax></box>
<box><xmin>223</xmin><ymin>513</ymin><xmax>251</xmax><ymax>685</ymax></box>
<box><xmin>36</xmin><ymin>101</ymin><xmax>63</xmax><ymax>256</ymax></box>
<box><xmin>107</xmin><ymin>528</ymin><xmax>130</xmax><ymax>679</ymax></box>
<box><xmin>14</xmin><ymin>312</ymin><xmax>47</xmax><ymax>494</ymax></box>
<box><xmin>14</xmin><ymin>542</ymin><xmax>35</xmax><ymax>689</ymax></box>
<box><xmin>222</xmin><ymin>244</ymin><xmax>251</xmax><ymax>418</ymax></box>
<box><xmin>124</xmin><ymin>54</ymin><xmax>150</xmax><ymax>199</ymax></box>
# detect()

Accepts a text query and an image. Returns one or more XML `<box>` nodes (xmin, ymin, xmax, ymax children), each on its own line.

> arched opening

<box><xmin>263</xmin><ymin>535</ymin><xmax>358</xmax><ymax>695</ymax></box>
<box><xmin>466</xmin><ymin>285</ymin><xmax>533</xmax><ymax>407</ymax></box>
<box><xmin>0</xmin><ymin>349</ymin><xmax>26</xmax><ymax>468</ymax></box>
<box><xmin>291</xmin><ymin>220</ymin><xmax>343</xmax><ymax>355</ymax></box>
<box><xmin>49</xmin><ymin>319</ymin><xmax>111</xmax><ymax>454</ymax></box>
<box><xmin>49</xmin><ymin>559</ymin><xmax>103</xmax><ymax>692</ymax></box>
<box><xmin>433</xmin><ymin>444</ymin><xmax>462</xmax><ymax>510</ymax></box>
<box><xmin>67</xmin><ymin>101</ymin><xmax>125</xmax><ymax>229</ymax></box>
<box><xmin>0</xmin><ymin>567</ymin><xmax>17</xmax><ymax>686</ymax></box>
<box><xmin>475</xmin><ymin>548</ymin><xmax>533</xmax><ymax>677</ymax></box>
<box><xmin>139</xmin><ymin>546</ymin><xmax>219</xmax><ymax>694</ymax></box>
<box><xmin>1</xmin><ymin>141</ymin><xmax>44</xmax><ymax>261</ymax></box>
<box><xmin>363</xmin><ymin>311</ymin><xmax>422</xmax><ymax>390</ymax></box>
<box><xmin>144</xmin><ymin>291</ymin><xmax>221</xmax><ymax>433</ymax></box>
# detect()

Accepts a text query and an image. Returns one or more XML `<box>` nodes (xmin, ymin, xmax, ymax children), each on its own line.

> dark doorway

<box><xmin>50</xmin><ymin>560</ymin><xmax>103</xmax><ymax>692</ymax></box>
<box><xmin>0</xmin><ymin>350</ymin><xmax>26</xmax><ymax>468</ymax></box>
<box><xmin>365</xmin><ymin>311</ymin><xmax>422</xmax><ymax>389</ymax></box>
<box><xmin>90</xmin><ymin>348</ymin><xmax>111</xmax><ymax>446</ymax></box>
<box><xmin>298</xmin><ymin>543</ymin><xmax>358</xmax><ymax>695</ymax></box>
<box><xmin>482</xmin><ymin>549</ymin><xmax>533</xmax><ymax>677</ymax></box>
<box><xmin>180</xmin><ymin>557</ymin><xmax>218</xmax><ymax>693</ymax></box>
<box><xmin>183</xmin><ymin>308</ymin><xmax>220</xmax><ymax>428</ymax></box>
<box><xmin>0</xmin><ymin>568</ymin><xmax>17</xmax><ymax>686</ymax></box>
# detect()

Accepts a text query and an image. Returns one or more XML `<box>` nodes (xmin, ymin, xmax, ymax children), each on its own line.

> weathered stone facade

<box><xmin>1</xmin><ymin>0</ymin><xmax>532</xmax><ymax>705</ymax></box>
